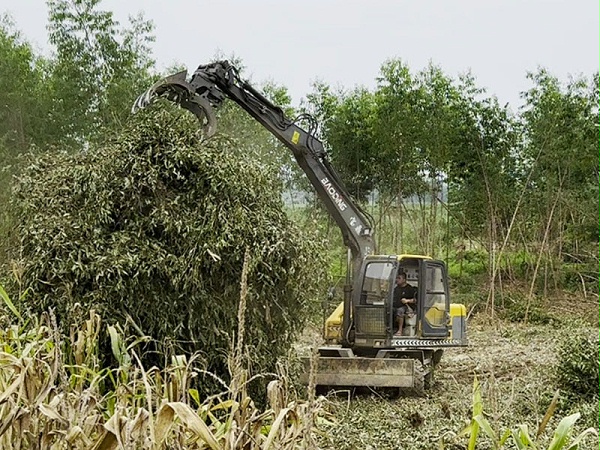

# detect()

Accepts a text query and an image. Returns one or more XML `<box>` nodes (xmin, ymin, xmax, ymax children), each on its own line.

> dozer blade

<box><xmin>132</xmin><ymin>71</ymin><xmax>218</xmax><ymax>137</ymax></box>
<box><xmin>302</xmin><ymin>356</ymin><xmax>424</xmax><ymax>389</ymax></box>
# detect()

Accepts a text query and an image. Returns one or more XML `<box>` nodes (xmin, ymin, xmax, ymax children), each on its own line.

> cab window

<box><xmin>424</xmin><ymin>265</ymin><xmax>447</xmax><ymax>328</ymax></box>
<box><xmin>360</xmin><ymin>262</ymin><xmax>394</xmax><ymax>305</ymax></box>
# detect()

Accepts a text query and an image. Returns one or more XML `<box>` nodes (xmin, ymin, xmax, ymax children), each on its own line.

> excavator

<box><xmin>133</xmin><ymin>61</ymin><xmax>468</xmax><ymax>392</ymax></box>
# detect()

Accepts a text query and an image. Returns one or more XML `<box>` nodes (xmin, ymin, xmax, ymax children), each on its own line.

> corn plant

<box><xmin>442</xmin><ymin>376</ymin><xmax>598</xmax><ymax>450</ymax></box>
<box><xmin>0</xmin><ymin>282</ymin><xmax>332</xmax><ymax>449</ymax></box>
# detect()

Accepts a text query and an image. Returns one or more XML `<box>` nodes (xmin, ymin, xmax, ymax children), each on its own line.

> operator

<box><xmin>393</xmin><ymin>271</ymin><xmax>417</xmax><ymax>336</ymax></box>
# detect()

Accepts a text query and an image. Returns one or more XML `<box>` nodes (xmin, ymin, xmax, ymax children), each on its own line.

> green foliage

<box><xmin>46</xmin><ymin>0</ymin><xmax>155</xmax><ymax>147</ymax></box>
<box><xmin>0</xmin><ymin>283</ymin><xmax>24</xmax><ymax>322</ymax></box>
<box><xmin>0</xmin><ymin>17</ymin><xmax>52</xmax><ymax>256</ymax></box>
<box><xmin>498</xmin><ymin>292</ymin><xmax>554</xmax><ymax>325</ymax></box>
<box><xmin>11</xmin><ymin>106</ymin><xmax>327</xmax><ymax>396</ymax></box>
<box><xmin>325</xmin><ymin>87</ymin><xmax>378</xmax><ymax>200</ymax></box>
<box><xmin>301</xmin><ymin>59</ymin><xmax>598</xmax><ymax>300</ymax></box>
<box><xmin>554</xmin><ymin>326</ymin><xmax>599</xmax><ymax>401</ymax></box>
<box><xmin>0</xmin><ymin>16</ymin><xmax>49</xmax><ymax>154</ymax></box>
<box><xmin>520</xmin><ymin>69</ymin><xmax>599</xmax><ymax>280</ymax></box>
<box><xmin>0</xmin><ymin>1</ymin><xmax>156</xmax><ymax>154</ymax></box>
<box><xmin>0</xmin><ymin>2</ymin><xmax>157</xmax><ymax>275</ymax></box>
<box><xmin>453</xmin><ymin>376</ymin><xmax>598</xmax><ymax>450</ymax></box>
<box><xmin>449</xmin><ymin>249</ymin><xmax>488</xmax><ymax>278</ymax></box>
<box><xmin>447</xmin><ymin>74</ymin><xmax>521</xmax><ymax>242</ymax></box>
<box><xmin>559</xmin><ymin>261</ymin><xmax>599</xmax><ymax>295</ymax></box>
<box><xmin>373</xmin><ymin>59</ymin><xmax>435</xmax><ymax>200</ymax></box>
<box><xmin>567</xmin><ymin>399</ymin><xmax>600</xmax><ymax>433</ymax></box>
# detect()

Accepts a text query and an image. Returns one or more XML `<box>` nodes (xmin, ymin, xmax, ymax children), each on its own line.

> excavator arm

<box><xmin>133</xmin><ymin>61</ymin><xmax>467</xmax><ymax>388</ymax></box>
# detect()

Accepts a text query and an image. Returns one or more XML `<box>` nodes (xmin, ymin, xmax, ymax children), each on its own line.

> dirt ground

<box><xmin>298</xmin><ymin>314</ymin><xmax>599</xmax><ymax>450</ymax></box>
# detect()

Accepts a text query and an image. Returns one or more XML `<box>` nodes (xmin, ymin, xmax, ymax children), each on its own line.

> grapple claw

<box><xmin>132</xmin><ymin>71</ymin><xmax>218</xmax><ymax>138</ymax></box>
<box><xmin>132</xmin><ymin>71</ymin><xmax>189</xmax><ymax>112</ymax></box>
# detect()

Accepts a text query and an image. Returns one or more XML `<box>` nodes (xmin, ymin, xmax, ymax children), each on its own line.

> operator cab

<box><xmin>351</xmin><ymin>255</ymin><xmax>451</xmax><ymax>351</ymax></box>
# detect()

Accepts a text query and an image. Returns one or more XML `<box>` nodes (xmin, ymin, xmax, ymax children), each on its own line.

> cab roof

<box><xmin>367</xmin><ymin>254</ymin><xmax>433</xmax><ymax>261</ymax></box>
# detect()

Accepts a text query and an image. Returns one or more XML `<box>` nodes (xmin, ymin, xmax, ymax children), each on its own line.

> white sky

<box><xmin>2</xmin><ymin>0</ymin><xmax>598</xmax><ymax>108</ymax></box>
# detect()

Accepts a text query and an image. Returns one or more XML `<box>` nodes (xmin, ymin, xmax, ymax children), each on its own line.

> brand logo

<box><xmin>320</xmin><ymin>177</ymin><xmax>348</xmax><ymax>211</ymax></box>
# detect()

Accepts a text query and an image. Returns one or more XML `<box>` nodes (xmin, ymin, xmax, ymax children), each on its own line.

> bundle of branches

<box><xmin>11</xmin><ymin>106</ymin><xmax>326</xmax><ymax>395</ymax></box>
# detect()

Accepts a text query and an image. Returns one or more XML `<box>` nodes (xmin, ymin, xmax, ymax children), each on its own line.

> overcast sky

<box><xmin>2</xmin><ymin>0</ymin><xmax>598</xmax><ymax>108</ymax></box>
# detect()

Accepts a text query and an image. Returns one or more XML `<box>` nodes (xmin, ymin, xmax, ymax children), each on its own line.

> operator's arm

<box><xmin>400</xmin><ymin>285</ymin><xmax>417</xmax><ymax>305</ymax></box>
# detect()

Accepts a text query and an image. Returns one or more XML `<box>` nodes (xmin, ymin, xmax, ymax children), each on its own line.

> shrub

<box><xmin>569</xmin><ymin>398</ymin><xmax>600</xmax><ymax>430</ymax></box>
<box><xmin>449</xmin><ymin>249</ymin><xmax>488</xmax><ymax>278</ymax></box>
<box><xmin>497</xmin><ymin>292</ymin><xmax>554</xmax><ymax>324</ymax></box>
<box><xmin>555</xmin><ymin>326</ymin><xmax>599</xmax><ymax>400</ymax></box>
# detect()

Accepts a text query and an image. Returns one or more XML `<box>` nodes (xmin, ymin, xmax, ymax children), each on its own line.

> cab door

<box><xmin>418</xmin><ymin>260</ymin><xmax>450</xmax><ymax>338</ymax></box>
<box><xmin>353</xmin><ymin>260</ymin><xmax>396</xmax><ymax>342</ymax></box>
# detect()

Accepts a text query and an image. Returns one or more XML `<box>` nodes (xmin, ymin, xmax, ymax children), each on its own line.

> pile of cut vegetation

<box><xmin>11</xmin><ymin>106</ymin><xmax>326</xmax><ymax>394</ymax></box>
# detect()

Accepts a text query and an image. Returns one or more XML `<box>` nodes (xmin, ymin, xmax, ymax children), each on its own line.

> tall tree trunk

<box><xmin>398</xmin><ymin>175</ymin><xmax>404</xmax><ymax>254</ymax></box>
<box><xmin>524</xmin><ymin>193</ymin><xmax>560</xmax><ymax>323</ymax></box>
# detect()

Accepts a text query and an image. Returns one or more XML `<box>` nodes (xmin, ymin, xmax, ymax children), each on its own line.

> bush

<box><xmin>10</xmin><ymin>106</ymin><xmax>327</xmax><ymax>396</ymax></box>
<box><xmin>568</xmin><ymin>398</ymin><xmax>600</xmax><ymax>430</ymax></box>
<box><xmin>497</xmin><ymin>292</ymin><xmax>554</xmax><ymax>324</ymax></box>
<box><xmin>448</xmin><ymin>249</ymin><xmax>488</xmax><ymax>278</ymax></box>
<box><xmin>555</xmin><ymin>326</ymin><xmax>599</xmax><ymax>400</ymax></box>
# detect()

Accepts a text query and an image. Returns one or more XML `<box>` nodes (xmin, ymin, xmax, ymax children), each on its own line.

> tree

<box><xmin>520</xmin><ymin>69</ymin><xmax>599</xmax><ymax>296</ymax></box>
<box><xmin>0</xmin><ymin>16</ymin><xmax>51</xmax><ymax>154</ymax></box>
<box><xmin>46</xmin><ymin>0</ymin><xmax>155</xmax><ymax>147</ymax></box>
<box><xmin>324</xmin><ymin>87</ymin><xmax>378</xmax><ymax>201</ymax></box>
<box><xmin>0</xmin><ymin>17</ymin><xmax>55</xmax><ymax>268</ymax></box>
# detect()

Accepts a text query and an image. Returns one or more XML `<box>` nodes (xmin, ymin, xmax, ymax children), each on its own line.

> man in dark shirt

<box><xmin>393</xmin><ymin>271</ymin><xmax>417</xmax><ymax>336</ymax></box>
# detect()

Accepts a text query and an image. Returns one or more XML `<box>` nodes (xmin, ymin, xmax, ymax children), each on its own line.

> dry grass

<box><xmin>0</xmin><ymin>284</ymin><xmax>597</xmax><ymax>449</ymax></box>
<box><xmin>0</xmin><ymin>266</ymin><xmax>332</xmax><ymax>449</ymax></box>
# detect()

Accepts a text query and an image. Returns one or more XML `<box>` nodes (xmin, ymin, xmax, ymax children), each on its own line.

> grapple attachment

<box><xmin>132</xmin><ymin>71</ymin><xmax>218</xmax><ymax>137</ymax></box>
